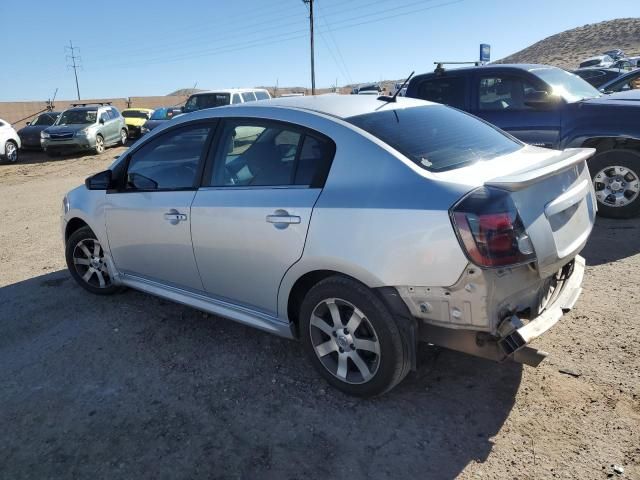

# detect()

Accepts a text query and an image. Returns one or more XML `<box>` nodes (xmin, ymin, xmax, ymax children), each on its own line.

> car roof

<box><xmin>190</xmin><ymin>88</ymin><xmax>269</xmax><ymax>96</ymax></box>
<box><xmin>228</xmin><ymin>94</ymin><xmax>430</xmax><ymax>119</ymax></box>
<box><xmin>64</xmin><ymin>106</ymin><xmax>101</xmax><ymax>111</ymax></box>
<box><xmin>122</xmin><ymin>108</ymin><xmax>154</xmax><ymax>112</ymax></box>
<box><xmin>411</xmin><ymin>64</ymin><xmax>562</xmax><ymax>80</ymax></box>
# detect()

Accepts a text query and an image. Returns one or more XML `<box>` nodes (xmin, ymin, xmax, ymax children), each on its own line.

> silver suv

<box><xmin>61</xmin><ymin>96</ymin><xmax>595</xmax><ymax>396</ymax></box>
<box><xmin>42</xmin><ymin>103</ymin><xmax>127</xmax><ymax>157</ymax></box>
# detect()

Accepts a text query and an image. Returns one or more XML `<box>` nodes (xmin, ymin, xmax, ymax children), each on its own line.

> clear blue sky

<box><xmin>1</xmin><ymin>0</ymin><xmax>637</xmax><ymax>101</ymax></box>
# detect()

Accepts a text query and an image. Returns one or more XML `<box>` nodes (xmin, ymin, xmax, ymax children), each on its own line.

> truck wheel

<box><xmin>299</xmin><ymin>275</ymin><xmax>411</xmax><ymax>397</ymax></box>
<box><xmin>590</xmin><ymin>149</ymin><xmax>640</xmax><ymax>219</ymax></box>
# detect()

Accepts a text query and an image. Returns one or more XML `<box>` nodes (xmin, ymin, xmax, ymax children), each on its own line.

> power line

<box><xmin>316</xmin><ymin>3</ymin><xmax>354</xmax><ymax>85</ymax></box>
<box><xmin>86</xmin><ymin>0</ymin><xmax>463</xmax><ymax>72</ymax></box>
<box><xmin>65</xmin><ymin>40</ymin><xmax>82</xmax><ymax>100</ymax></box>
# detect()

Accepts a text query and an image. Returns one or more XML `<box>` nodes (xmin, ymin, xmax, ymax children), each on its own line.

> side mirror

<box><xmin>26</xmin><ymin>121</ymin><xmax>31</xmax><ymax>126</ymax></box>
<box><xmin>99</xmin><ymin>117</ymin><xmax>105</xmax><ymax>124</ymax></box>
<box><xmin>180</xmin><ymin>106</ymin><xmax>185</xmax><ymax>113</ymax></box>
<box><xmin>85</xmin><ymin>170</ymin><xmax>113</xmax><ymax>190</ymax></box>
<box><xmin>524</xmin><ymin>91</ymin><xmax>561</xmax><ymax>109</ymax></box>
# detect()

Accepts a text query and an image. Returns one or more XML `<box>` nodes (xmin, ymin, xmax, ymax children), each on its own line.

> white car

<box><xmin>182</xmin><ymin>88</ymin><xmax>272</xmax><ymax>114</ymax></box>
<box><xmin>0</xmin><ymin>118</ymin><xmax>21</xmax><ymax>163</ymax></box>
<box><xmin>578</xmin><ymin>55</ymin><xmax>614</xmax><ymax>69</ymax></box>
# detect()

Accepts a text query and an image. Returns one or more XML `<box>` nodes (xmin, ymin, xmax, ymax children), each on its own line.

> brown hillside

<box><xmin>496</xmin><ymin>18</ymin><xmax>640</xmax><ymax>69</ymax></box>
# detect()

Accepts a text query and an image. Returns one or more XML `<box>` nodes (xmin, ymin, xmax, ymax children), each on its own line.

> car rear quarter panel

<box><xmin>275</xmin><ymin>115</ymin><xmax>472</xmax><ymax>320</ymax></box>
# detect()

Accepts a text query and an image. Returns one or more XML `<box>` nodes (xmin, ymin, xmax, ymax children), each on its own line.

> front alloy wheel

<box><xmin>4</xmin><ymin>141</ymin><xmax>18</xmax><ymax>163</ymax></box>
<box><xmin>65</xmin><ymin>226</ymin><xmax>119</xmax><ymax>295</ymax></box>
<box><xmin>590</xmin><ymin>149</ymin><xmax>640</xmax><ymax>218</ymax></box>
<box><xmin>94</xmin><ymin>135</ymin><xmax>105</xmax><ymax>154</ymax></box>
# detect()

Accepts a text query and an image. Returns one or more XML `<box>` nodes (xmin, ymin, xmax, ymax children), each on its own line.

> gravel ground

<box><xmin>0</xmin><ymin>149</ymin><xmax>639</xmax><ymax>480</ymax></box>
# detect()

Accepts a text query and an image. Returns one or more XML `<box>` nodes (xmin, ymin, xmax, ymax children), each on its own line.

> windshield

<box><xmin>122</xmin><ymin>110</ymin><xmax>151</xmax><ymax>119</ymax></box>
<box><xmin>347</xmin><ymin>105</ymin><xmax>523</xmax><ymax>172</ymax></box>
<box><xmin>30</xmin><ymin>113</ymin><xmax>58</xmax><ymax>126</ymax></box>
<box><xmin>150</xmin><ymin>108</ymin><xmax>177</xmax><ymax>120</ymax></box>
<box><xmin>183</xmin><ymin>93</ymin><xmax>230</xmax><ymax>112</ymax></box>
<box><xmin>533</xmin><ymin>67</ymin><xmax>601</xmax><ymax>101</ymax></box>
<box><xmin>56</xmin><ymin>110</ymin><xmax>97</xmax><ymax>125</ymax></box>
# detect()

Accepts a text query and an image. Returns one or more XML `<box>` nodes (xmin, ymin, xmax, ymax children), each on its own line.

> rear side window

<box><xmin>231</xmin><ymin>94</ymin><xmax>242</xmax><ymax>104</ymax></box>
<box><xmin>241</xmin><ymin>92</ymin><xmax>257</xmax><ymax>102</ymax></box>
<box><xmin>414</xmin><ymin>77</ymin><xmax>466</xmax><ymax>109</ymax></box>
<box><xmin>347</xmin><ymin>105</ymin><xmax>522</xmax><ymax>172</ymax></box>
<box><xmin>207</xmin><ymin>120</ymin><xmax>334</xmax><ymax>187</ymax></box>
<box><xmin>255</xmin><ymin>91</ymin><xmax>270</xmax><ymax>100</ymax></box>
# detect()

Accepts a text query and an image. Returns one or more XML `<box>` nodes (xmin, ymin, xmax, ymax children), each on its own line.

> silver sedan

<box><xmin>62</xmin><ymin>95</ymin><xmax>596</xmax><ymax>396</ymax></box>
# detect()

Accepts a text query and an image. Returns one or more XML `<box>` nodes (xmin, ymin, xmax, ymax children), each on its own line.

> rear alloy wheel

<box><xmin>120</xmin><ymin>129</ymin><xmax>128</xmax><ymax>145</ymax></box>
<box><xmin>65</xmin><ymin>226</ymin><xmax>119</xmax><ymax>295</ymax></box>
<box><xmin>299</xmin><ymin>276</ymin><xmax>411</xmax><ymax>396</ymax></box>
<box><xmin>4</xmin><ymin>140</ymin><xmax>18</xmax><ymax>163</ymax></box>
<box><xmin>591</xmin><ymin>150</ymin><xmax>640</xmax><ymax>218</ymax></box>
<box><xmin>94</xmin><ymin>135</ymin><xmax>105</xmax><ymax>154</ymax></box>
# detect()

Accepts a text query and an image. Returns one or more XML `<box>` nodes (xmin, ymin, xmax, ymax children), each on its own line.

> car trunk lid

<box><xmin>485</xmin><ymin>148</ymin><xmax>596</xmax><ymax>277</ymax></box>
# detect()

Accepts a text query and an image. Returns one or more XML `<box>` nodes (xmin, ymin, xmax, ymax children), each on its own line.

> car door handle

<box><xmin>266</xmin><ymin>210</ymin><xmax>301</xmax><ymax>228</ymax></box>
<box><xmin>164</xmin><ymin>210</ymin><xmax>188</xmax><ymax>224</ymax></box>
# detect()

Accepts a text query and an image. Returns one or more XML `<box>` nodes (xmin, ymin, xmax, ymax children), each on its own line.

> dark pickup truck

<box><xmin>406</xmin><ymin>64</ymin><xmax>640</xmax><ymax>218</ymax></box>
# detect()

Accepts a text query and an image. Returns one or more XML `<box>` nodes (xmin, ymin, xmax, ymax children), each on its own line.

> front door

<box><xmin>191</xmin><ymin>119</ymin><xmax>334</xmax><ymax>315</ymax></box>
<box><xmin>105</xmin><ymin>122</ymin><xmax>215</xmax><ymax>291</ymax></box>
<box><xmin>472</xmin><ymin>73</ymin><xmax>562</xmax><ymax>148</ymax></box>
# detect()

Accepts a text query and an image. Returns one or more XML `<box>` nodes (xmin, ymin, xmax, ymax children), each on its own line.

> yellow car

<box><xmin>121</xmin><ymin>108</ymin><xmax>154</xmax><ymax>138</ymax></box>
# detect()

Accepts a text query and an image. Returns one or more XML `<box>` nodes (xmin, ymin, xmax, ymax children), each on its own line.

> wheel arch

<box><xmin>65</xmin><ymin>217</ymin><xmax>91</xmax><ymax>242</ymax></box>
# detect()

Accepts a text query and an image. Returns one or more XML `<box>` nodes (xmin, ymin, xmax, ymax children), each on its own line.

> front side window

<box><xmin>125</xmin><ymin>124</ymin><xmax>212</xmax><ymax>190</ymax></box>
<box><xmin>347</xmin><ymin>105</ymin><xmax>522</xmax><ymax>172</ymax></box>
<box><xmin>31</xmin><ymin>113</ymin><xmax>57</xmax><ymax>126</ymax></box>
<box><xmin>231</xmin><ymin>94</ymin><xmax>242</xmax><ymax>104</ymax></box>
<box><xmin>478</xmin><ymin>76</ymin><xmax>539</xmax><ymax>111</ymax></box>
<box><xmin>415</xmin><ymin>77</ymin><xmax>466</xmax><ymax>109</ymax></box>
<box><xmin>208</xmin><ymin>121</ymin><xmax>333</xmax><ymax>187</ymax></box>
<box><xmin>241</xmin><ymin>92</ymin><xmax>257</xmax><ymax>102</ymax></box>
<box><xmin>100</xmin><ymin>112</ymin><xmax>110</xmax><ymax>123</ymax></box>
<box><xmin>604</xmin><ymin>71</ymin><xmax>640</xmax><ymax>92</ymax></box>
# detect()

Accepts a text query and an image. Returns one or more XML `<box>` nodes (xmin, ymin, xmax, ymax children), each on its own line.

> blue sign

<box><xmin>480</xmin><ymin>44</ymin><xmax>491</xmax><ymax>63</ymax></box>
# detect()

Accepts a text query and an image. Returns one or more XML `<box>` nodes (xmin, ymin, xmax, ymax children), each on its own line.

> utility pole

<box><xmin>65</xmin><ymin>40</ymin><xmax>81</xmax><ymax>100</ymax></box>
<box><xmin>302</xmin><ymin>0</ymin><xmax>315</xmax><ymax>95</ymax></box>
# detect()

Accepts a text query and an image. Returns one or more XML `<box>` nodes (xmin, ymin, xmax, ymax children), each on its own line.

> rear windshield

<box><xmin>184</xmin><ymin>93</ymin><xmax>230</xmax><ymax>112</ymax></box>
<box><xmin>122</xmin><ymin>110</ymin><xmax>150</xmax><ymax>119</ymax></box>
<box><xmin>347</xmin><ymin>105</ymin><xmax>522</xmax><ymax>172</ymax></box>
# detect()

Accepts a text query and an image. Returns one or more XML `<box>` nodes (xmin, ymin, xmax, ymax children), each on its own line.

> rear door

<box><xmin>105</xmin><ymin>121</ymin><xmax>216</xmax><ymax>290</ymax></box>
<box><xmin>471</xmin><ymin>72</ymin><xmax>562</xmax><ymax>148</ymax></box>
<box><xmin>191</xmin><ymin>119</ymin><xmax>335</xmax><ymax>315</ymax></box>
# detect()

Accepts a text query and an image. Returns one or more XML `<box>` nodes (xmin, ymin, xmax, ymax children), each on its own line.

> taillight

<box><xmin>451</xmin><ymin>187</ymin><xmax>535</xmax><ymax>268</ymax></box>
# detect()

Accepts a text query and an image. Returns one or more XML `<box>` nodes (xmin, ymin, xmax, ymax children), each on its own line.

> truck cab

<box><xmin>406</xmin><ymin>64</ymin><xmax>640</xmax><ymax>218</ymax></box>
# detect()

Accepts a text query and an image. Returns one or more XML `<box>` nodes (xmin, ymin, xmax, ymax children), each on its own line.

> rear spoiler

<box><xmin>485</xmin><ymin>148</ymin><xmax>595</xmax><ymax>191</ymax></box>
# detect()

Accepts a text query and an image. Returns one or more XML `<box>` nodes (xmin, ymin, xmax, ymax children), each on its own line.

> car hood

<box><xmin>46</xmin><ymin>124</ymin><xmax>93</xmax><ymax>134</ymax></box>
<box><xmin>583</xmin><ymin>89</ymin><xmax>640</xmax><ymax>104</ymax></box>
<box><xmin>18</xmin><ymin>125</ymin><xmax>48</xmax><ymax>136</ymax></box>
<box><xmin>143</xmin><ymin>119</ymin><xmax>167</xmax><ymax>130</ymax></box>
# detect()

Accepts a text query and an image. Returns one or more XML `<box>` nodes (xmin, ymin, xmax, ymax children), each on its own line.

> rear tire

<box><xmin>590</xmin><ymin>149</ymin><xmax>640</xmax><ymax>218</ymax></box>
<box><xmin>65</xmin><ymin>226</ymin><xmax>119</xmax><ymax>295</ymax></box>
<box><xmin>120</xmin><ymin>129</ymin><xmax>128</xmax><ymax>145</ymax></box>
<box><xmin>299</xmin><ymin>275</ymin><xmax>411</xmax><ymax>397</ymax></box>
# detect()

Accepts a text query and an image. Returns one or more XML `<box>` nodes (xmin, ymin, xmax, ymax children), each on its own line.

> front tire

<box><xmin>4</xmin><ymin>140</ymin><xmax>18</xmax><ymax>163</ymax></box>
<box><xmin>591</xmin><ymin>149</ymin><xmax>640</xmax><ymax>218</ymax></box>
<box><xmin>299</xmin><ymin>275</ymin><xmax>411</xmax><ymax>397</ymax></box>
<box><xmin>65</xmin><ymin>226</ymin><xmax>119</xmax><ymax>295</ymax></box>
<box><xmin>94</xmin><ymin>135</ymin><xmax>105</xmax><ymax>154</ymax></box>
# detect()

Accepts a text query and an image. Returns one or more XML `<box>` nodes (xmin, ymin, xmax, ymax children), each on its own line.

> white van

<box><xmin>182</xmin><ymin>88</ymin><xmax>271</xmax><ymax>113</ymax></box>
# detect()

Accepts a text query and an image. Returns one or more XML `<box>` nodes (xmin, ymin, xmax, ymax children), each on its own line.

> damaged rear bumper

<box><xmin>415</xmin><ymin>256</ymin><xmax>585</xmax><ymax>367</ymax></box>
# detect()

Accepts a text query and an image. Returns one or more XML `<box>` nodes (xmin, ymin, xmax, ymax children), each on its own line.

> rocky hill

<box><xmin>496</xmin><ymin>18</ymin><xmax>640</xmax><ymax>69</ymax></box>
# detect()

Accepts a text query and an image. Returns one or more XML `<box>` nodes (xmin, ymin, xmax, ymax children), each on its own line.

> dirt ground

<box><xmin>0</xmin><ymin>148</ymin><xmax>639</xmax><ymax>480</ymax></box>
